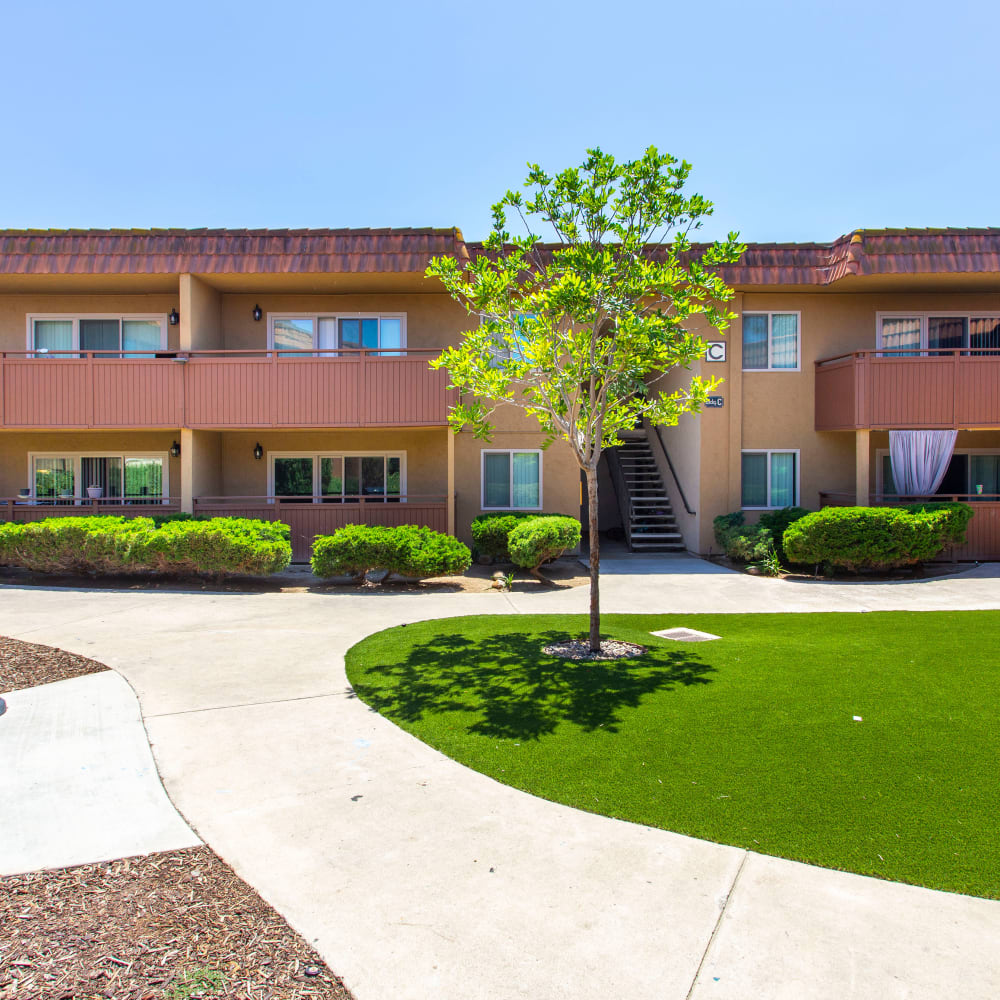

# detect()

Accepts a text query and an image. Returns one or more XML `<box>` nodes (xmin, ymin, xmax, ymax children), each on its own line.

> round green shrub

<box><xmin>392</xmin><ymin>525</ymin><xmax>472</xmax><ymax>579</ymax></box>
<box><xmin>507</xmin><ymin>515</ymin><xmax>581</xmax><ymax>574</ymax></box>
<box><xmin>471</xmin><ymin>512</ymin><xmax>543</xmax><ymax>560</ymax></box>
<box><xmin>783</xmin><ymin>506</ymin><xmax>954</xmax><ymax>571</ymax></box>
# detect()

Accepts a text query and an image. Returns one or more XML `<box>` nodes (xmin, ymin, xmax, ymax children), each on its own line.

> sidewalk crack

<box><xmin>685</xmin><ymin>850</ymin><xmax>749</xmax><ymax>1000</ymax></box>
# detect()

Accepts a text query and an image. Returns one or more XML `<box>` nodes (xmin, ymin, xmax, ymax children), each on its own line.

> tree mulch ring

<box><xmin>542</xmin><ymin>638</ymin><xmax>647</xmax><ymax>661</ymax></box>
<box><xmin>0</xmin><ymin>845</ymin><xmax>352</xmax><ymax>1000</ymax></box>
<box><xmin>0</xmin><ymin>635</ymin><xmax>109</xmax><ymax>693</ymax></box>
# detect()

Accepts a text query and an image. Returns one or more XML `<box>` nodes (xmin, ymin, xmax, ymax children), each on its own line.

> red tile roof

<box><xmin>0</xmin><ymin>228</ymin><xmax>468</xmax><ymax>276</ymax></box>
<box><xmin>2</xmin><ymin>226</ymin><xmax>999</xmax><ymax>284</ymax></box>
<box><xmin>471</xmin><ymin>229</ymin><xmax>1000</xmax><ymax>285</ymax></box>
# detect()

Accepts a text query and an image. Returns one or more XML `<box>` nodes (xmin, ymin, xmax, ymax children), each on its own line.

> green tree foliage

<box><xmin>428</xmin><ymin>147</ymin><xmax>743</xmax><ymax>650</ymax></box>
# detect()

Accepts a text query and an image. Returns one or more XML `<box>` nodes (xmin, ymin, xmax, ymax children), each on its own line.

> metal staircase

<box><xmin>607</xmin><ymin>432</ymin><xmax>686</xmax><ymax>552</ymax></box>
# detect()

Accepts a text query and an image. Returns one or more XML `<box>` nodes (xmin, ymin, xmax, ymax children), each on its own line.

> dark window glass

<box><xmin>742</xmin><ymin>315</ymin><xmax>769</xmax><ymax>369</ymax></box>
<box><xmin>274</xmin><ymin>457</ymin><xmax>313</xmax><ymax>500</ymax></box>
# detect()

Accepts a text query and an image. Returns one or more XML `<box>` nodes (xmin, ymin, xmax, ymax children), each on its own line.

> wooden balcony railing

<box><xmin>815</xmin><ymin>348</ymin><xmax>1000</xmax><ymax>431</ymax></box>
<box><xmin>0</xmin><ymin>497</ymin><xmax>182</xmax><ymax>521</ymax></box>
<box><xmin>0</xmin><ymin>348</ymin><xmax>454</xmax><ymax>429</ymax></box>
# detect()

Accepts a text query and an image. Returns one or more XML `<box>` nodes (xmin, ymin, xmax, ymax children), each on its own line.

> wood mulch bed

<box><xmin>0</xmin><ymin>846</ymin><xmax>352</xmax><ymax>1000</ymax></box>
<box><xmin>0</xmin><ymin>636</ymin><xmax>108</xmax><ymax>694</ymax></box>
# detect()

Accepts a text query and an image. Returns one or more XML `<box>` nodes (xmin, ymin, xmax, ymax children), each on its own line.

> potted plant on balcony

<box><xmin>86</xmin><ymin>485</ymin><xmax>103</xmax><ymax>499</ymax></box>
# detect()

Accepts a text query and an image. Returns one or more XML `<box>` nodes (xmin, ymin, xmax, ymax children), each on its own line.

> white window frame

<box><xmin>26</xmin><ymin>451</ymin><xmax>171</xmax><ymax>501</ymax></box>
<box><xmin>741</xmin><ymin>311</ymin><xmax>801</xmax><ymax>372</ymax></box>
<box><xmin>267</xmin><ymin>451</ymin><xmax>407</xmax><ymax>502</ymax></box>
<box><xmin>876</xmin><ymin>447</ymin><xmax>1000</xmax><ymax>498</ymax></box>
<box><xmin>876</xmin><ymin>311</ymin><xmax>1000</xmax><ymax>353</ymax></box>
<box><xmin>266</xmin><ymin>313</ymin><xmax>407</xmax><ymax>353</ymax></box>
<box><xmin>480</xmin><ymin>449</ymin><xmax>543</xmax><ymax>511</ymax></box>
<box><xmin>26</xmin><ymin>314</ymin><xmax>168</xmax><ymax>355</ymax></box>
<box><xmin>740</xmin><ymin>448</ymin><xmax>800</xmax><ymax>510</ymax></box>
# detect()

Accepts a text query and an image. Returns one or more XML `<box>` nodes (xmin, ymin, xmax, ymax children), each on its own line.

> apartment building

<box><xmin>0</xmin><ymin>229</ymin><xmax>580</xmax><ymax>561</ymax></box>
<box><xmin>1</xmin><ymin>227</ymin><xmax>998</xmax><ymax>562</ymax></box>
<box><xmin>652</xmin><ymin>229</ymin><xmax>1000</xmax><ymax>561</ymax></box>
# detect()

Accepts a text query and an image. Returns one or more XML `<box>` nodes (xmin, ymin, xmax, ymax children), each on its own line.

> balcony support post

<box><xmin>855</xmin><ymin>429</ymin><xmax>871</xmax><ymax>506</ymax></box>
<box><xmin>180</xmin><ymin>428</ymin><xmax>195</xmax><ymax>514</ymax></box>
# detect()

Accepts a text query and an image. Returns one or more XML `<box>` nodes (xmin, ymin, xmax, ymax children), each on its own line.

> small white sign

<box><xmin>705</xmin><ymin>342</ymin><xmax>727</xmax><ymax>362</ymax></box>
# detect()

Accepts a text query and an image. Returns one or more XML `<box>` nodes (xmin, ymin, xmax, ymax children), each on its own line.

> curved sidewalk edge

<box><xmin>0</xmin><ymin>671</ymin><xmax>200</xmax><ymax>876</ymax></box>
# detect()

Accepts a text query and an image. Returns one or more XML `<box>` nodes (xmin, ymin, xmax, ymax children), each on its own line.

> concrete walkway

<box><xmin>0</xmin><ymin>671</ymin><xmax>200</xmax><ymax>875</ymax></box>
<box><xmin>0</xmin><ymin>558</ymin><xmax>998</xmax><ymax>999</ymax></box>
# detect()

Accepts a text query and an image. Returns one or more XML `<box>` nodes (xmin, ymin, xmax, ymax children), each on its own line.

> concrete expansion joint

<box><xmin>685</xmin><ymin>849</ymin><xmax>750</xmax><ymax>1000</ymax></box>
<box><xmin>144</xmin><ymin>688</ymin><xmax>351</xmax><ymax>720</ymax></box>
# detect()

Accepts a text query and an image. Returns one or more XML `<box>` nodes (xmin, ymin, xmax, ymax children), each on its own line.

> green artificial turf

<box><xmin>346</xmin><ymin>612</ymin><xmax>1000</xmax><ymax>899</ymax></box>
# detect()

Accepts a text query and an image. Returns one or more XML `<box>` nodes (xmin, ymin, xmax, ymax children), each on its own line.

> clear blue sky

<box><xmin>4</xmin><ymin>0</ymin><xmax>998</xmax><ymax>243</ymax></box>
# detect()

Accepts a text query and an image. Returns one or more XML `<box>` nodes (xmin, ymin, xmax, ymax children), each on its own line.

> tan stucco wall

<box><xmin>181</xmin><ymin>275</ymin><xmax>222</xmax><ymax>351</ymax></box>
<box><xmin>453</xmin><ymin>430</ymin><xmax>581</xmax><ymax>547</ymax></box>
<box><xmin>0</xmin><ymin>431</ymin><xmax>182</xmax><ymax>497</ymax></box>
<box><xmin>0</xmin><ymin>293</ymin><xmax>181</xmax><ymax>353</ymax></box>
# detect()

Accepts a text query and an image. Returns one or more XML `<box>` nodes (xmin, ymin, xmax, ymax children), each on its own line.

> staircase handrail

<box><xmin>604</xmin><ymin>446</ymin><xmax>633</xmax><ymax>548</ymax></box>
<box><xmin>650</xmin><ymin>424</ymin><xmax>696</xmax><ymax>516</ymax></box>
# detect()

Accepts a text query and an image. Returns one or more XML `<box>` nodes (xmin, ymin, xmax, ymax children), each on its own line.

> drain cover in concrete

<box><xmin>651</xmin><ymin>627</ymin><xmax>721</xmax><ymax>642</ymax></box>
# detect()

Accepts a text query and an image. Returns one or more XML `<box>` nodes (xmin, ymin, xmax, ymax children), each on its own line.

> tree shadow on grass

<box><xmin>351</xmin><ymin>630</ymin><xmax>714</xmax><ymax>741</ymax></box>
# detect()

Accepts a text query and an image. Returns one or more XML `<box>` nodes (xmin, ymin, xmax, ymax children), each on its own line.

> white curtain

<box><xmin>889</xmin><ymin>430</ymin><xmax>958</xmax><ymax>497</ymax></box>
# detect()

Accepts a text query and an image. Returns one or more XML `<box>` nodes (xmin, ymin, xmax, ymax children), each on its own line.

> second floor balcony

<box><xmin>0</xmin><ymin>348</ymin><xmax>454</xmax><ymax>430</ymax></box>
<box><xmin>815</xmin><ymin>348</ymin><xmax>1000</xmax><ymax>431</ymax></box>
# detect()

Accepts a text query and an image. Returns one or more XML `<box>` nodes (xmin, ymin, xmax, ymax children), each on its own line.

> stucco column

<box><xmin>726</xmin><ymin>292</ymin><xmax>744</xmax><ymax>512</ymax></box>
<box><xmin>855</xmin><ymin>429</ymin><xmax>871</xmax><ymax>506</ymax></box>
<box><xmin>180</xmin><ymin>428</ymin><xmax>224</xmax><ymax>514</ymax></box>
<box><xmin>178</xmin><ymin>274</ymin><xmax>222</xmax><ymax>352</ymax></box>
<box><xmin>446</xmin><ymin>429</ymin><xmax>456</xmax><ymax>535</ymax></box>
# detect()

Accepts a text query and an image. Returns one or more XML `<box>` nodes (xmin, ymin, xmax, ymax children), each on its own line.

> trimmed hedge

<box><xmin>139</xmin><ymin>517</ymin><xmax>291</xmax><ymax>576</ymax></box>
<box><xmin>899</xmin><ymin>501</ymin><xmax>973</xmax><ymax>546</ymax></box>
<box><xmin>508</xmin><ymin>516</ymin><xmax>582</xmax><ymax>575</ymax></box>
<box><xmin>0</xmin><ymin>515</ymin><xmax>291</xmax><ymax>577</ymax></box>
<box><xmin>783</xmin><ymin>505</ymin><xmax>968</xmax><ymax>571</ymax></box>
<box><xmin>311</xmin><ymin>524</ymin><xmax>471</xmax><ymax>581</ymax></box>
<box><xmin>470</xmin><ymin>512</ymin><xmax>561</xmax><ymax>561</ymax></box>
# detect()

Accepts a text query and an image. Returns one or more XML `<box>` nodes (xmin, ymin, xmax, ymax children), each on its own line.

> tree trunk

<box><xmin>586</xmin><ymin>464</ymin><xmax>601</xmax><ymax>653</ymax></box>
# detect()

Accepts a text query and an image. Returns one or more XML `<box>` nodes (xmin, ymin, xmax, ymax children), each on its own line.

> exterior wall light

<box><xmin>252</xmin><ymin>304</ymin><xmax>263</xmax><ymax>322</ymax></box>
<box><xmin>253</xmin><ymin>442</ymin><xmax>263</xmax><ymax>461</ymax></box>
<box><xmin>169</xmin><ymin>440</ymin><xmax>181</xmax><ymax>458</ymax></box>
<box><xmin>168</xmin><ymin>309</ymin><xmax>180</xmax><ymax>326</ymax></box>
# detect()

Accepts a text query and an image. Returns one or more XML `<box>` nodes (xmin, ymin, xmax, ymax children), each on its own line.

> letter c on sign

<box><xmin>705</xmin><ymin>342</ymin><xmax>726</xmax><ymax>362</ymax></box>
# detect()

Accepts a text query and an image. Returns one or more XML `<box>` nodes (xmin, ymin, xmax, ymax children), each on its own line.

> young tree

<box><xmin>427</xmin><ymin>147</ymin><xmax>744</xmax><ymax>653</ymax></box>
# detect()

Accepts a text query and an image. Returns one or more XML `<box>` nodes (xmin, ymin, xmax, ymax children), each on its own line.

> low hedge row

<box><xmin>0</xmin><ymin>516</ymin><xmax>292</xmax><ymax>577</ymax></box>
<box><xmin>783</xmin><ymin>503</ymin><xmax>972</xmax><ymax>571</ymax></box>
<box><xmin>311</xmin><ymin>524</ymin><xmax>471</xmax><ymax>580</ymax></box>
